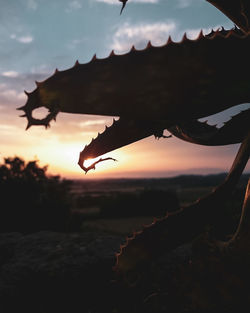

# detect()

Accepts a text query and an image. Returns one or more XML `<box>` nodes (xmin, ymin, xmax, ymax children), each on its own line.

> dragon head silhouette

<box><xmin>18</xmin><ymin>0</ymin><xmax>250</xmax><ymax>173</ymax></box>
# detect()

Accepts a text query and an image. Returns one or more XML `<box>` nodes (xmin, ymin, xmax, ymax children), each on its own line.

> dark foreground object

<box><xmin>1</xmin><ymin>229</ymin><xmax>250</xmax><ymax>313</ymax></box>
<box><xmin>0</xmin><ymin>231</ymin><xmax>123</xmax><ymax>313</ymax></box>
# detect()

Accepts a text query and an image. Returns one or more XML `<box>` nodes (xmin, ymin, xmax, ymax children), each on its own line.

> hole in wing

<box><xmin>199</xmin><ymin>103</ymin><xmax>250</xmax><ymax>127</ymax></box>
<box><xmin>32</xmin><ymin>107</ymin><xmax>50</xmax><ymax>119</ymax></box>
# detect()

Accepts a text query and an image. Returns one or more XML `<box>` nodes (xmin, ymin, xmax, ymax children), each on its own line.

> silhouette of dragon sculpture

<box><xmin>18</xmin><ymin>0</ymin><xmax>250</xmax><ymax>289</ymax></box>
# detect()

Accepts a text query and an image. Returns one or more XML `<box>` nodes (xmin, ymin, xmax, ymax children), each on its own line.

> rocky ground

<box><xmin>1</xmin><ymin>230</ymin><xmax>250</xmax><ymax>313</ymax></box>
<box><xmin>0</xmin><ymin>231</ymin><xmax>192</xmax><ymax>313</ymax></box>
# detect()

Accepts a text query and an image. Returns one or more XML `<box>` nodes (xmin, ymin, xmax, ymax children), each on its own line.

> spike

<box><xmin>120</xmin><ymin>0</ymin><xmax>127</xmax><ymax>15</ymax></box>
<box><xmin>226</xmin><ymin>29</ymin><xmax>235</xmax><ymax>38</ymax></box>
<box><xmin>215</xmin><ymin>27</ymin><xmax>221</xmax><ymax>34</ymax></box>
<box><xmin>146</xmin><ymin>41</ymin><xmax>152</xmax><ymax>49</ymax></box>
<box><xmin>54</xmin><ymin>68</ymin><xmax>59</xmax><ymax>74</ymax></box>
<box><xmin>201</xmin><ymin>120</ymin><xmax>208</xmax><ymax>125</ymax></box>
<box><xmin>26</xmin><ymin>122</ymin><xmax>32</xmax><ymax>130</ymax></box>
<box><xmin>130</xmin><ymin>45</ymin><xmax>136</xmax><ymax>52</ymax></box>
<box><xmin>167</xmin><ymin>36</ymin><xmax>173</xmax><ymax>45</ymax></box>
<box><xmin>182</xmin><ymin>32</ymin><xmax>188</xmax><ymax>41</ymax></box>
<box><xmin>197</xmin><ymin>30</ymin><xmax>203</xmax><ymax>40</ymax></box>
<box><xmin>109</xmin><ymin>50</ymin><xmax>115</xmax><ymax>57</ymax></box>
<box><xmin>35</xmin><ymin>81</ymin><xmax>41</xmax><ymax>87</ymax></box>
<box><xmin>74</xmin><ymin>60</ymin><xmax>80</xmax><ymax>67</ymax></box>
<box><xmin>105</xmin><ymin>125</ymin><xmax>108</xmax><ymax>130</ymax></box>
<box><xmin>91</xmin><ymin>54</ymin><xmax>97</xmax><ymax>61</ymax></box>
<box><xmin>17</xmin><ymin>105</ymin><xmax>26</xmax><ymax>111</ymax></box>
<box><xmin>19</xmin><ymin>114</ymin><xmax>27</xmax><ymax>118</ymax></box>
<box><xmin>209</xmin><ymin>29</ymin><xmax>215</xmax><ymax>36</ymax></box>
<box><xmin>24</xmin><ymin>90</ymin><xmax>30</xmax><ymax>96</ymax></box>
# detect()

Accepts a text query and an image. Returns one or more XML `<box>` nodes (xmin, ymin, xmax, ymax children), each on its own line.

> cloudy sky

<box><xmin>0</xmin><ymin>0</ymin><xmax>249</xmax><ymax>179</ymax></box>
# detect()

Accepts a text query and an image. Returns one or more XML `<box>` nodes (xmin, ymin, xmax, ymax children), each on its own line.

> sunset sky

<box><xmin>0</xmin><ymin>0</ymin><xmax>249</xmax><ymax>179</ymax></box>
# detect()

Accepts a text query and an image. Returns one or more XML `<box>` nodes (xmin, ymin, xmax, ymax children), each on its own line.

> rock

<box><xmin>0</xmin><ymin>231</ymin><xmax>123</xmax><ymax>313</ymax></box>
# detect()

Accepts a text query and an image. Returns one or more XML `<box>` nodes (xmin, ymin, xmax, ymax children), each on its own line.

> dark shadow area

<box><xmin>0</xmin><ymin>156</ymin><xmax>72</xmax><ymax>233</ymax></box>
<box><xmin>0</xmin><ymin>156</ymin><xmax>249</xmax><ymax>313</ymax></box>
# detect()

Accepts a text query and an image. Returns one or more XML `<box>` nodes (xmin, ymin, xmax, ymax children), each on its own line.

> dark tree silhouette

<box><xmin>0</xmin><ymin>156</ymin><xmax>72</xmax><ymax>233</ymax></box>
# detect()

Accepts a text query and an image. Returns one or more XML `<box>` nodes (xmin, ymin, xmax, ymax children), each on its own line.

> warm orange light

<box><xmin>83</xmin><ymin>158</ymin><xmax>96</xmax><ymax>168</ymax></box>
<box><xmin>83</xmin><ymin>155</ymin><xmax>117</xmax><ymax>171</ymax></box>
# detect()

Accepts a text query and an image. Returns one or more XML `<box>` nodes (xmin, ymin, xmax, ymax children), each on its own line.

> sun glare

<box><xmin>83</xmin><ymin>155</ymin><xmax>117</xmax><ymax>171</ymax></box>
<box><xmin>83</xmin><ymin>158</ymin><xmax>96</xmax><ymax>168</ymax></box>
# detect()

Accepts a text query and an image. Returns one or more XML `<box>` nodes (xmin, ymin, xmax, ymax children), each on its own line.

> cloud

<box><xmin>110</xmin><ymin>21</ymin><xmax>176</xmax><ymax>52</ymax></box>
<box><xmin>0</xmin><ymin>83</ymin><xmax>25</xmax><ymax>104</ymax></box>
<box><xmin>95</xmin><ymin>0</ymin><xmax>159</xmax><ymax>4</ymax></box>
<box><xmin>27</xmin><ymin>0</ymin><xmax>38</xmax><ymax>10</ymax></box>
<box><xmin>2</xmin><ymin>71</ymin><xmax>19</xmax><ymax>78</ymax></box>
<box><xmin>177</xmin><ymin>0</ymin><xmax>192</xmax><ymax>8</ymax></box>
<box><xmin>67</xmin><ymin>37</ymin><xmax>87</xmax><ymax>50</ymax></box>
<box><xmin>109</xmin><ymin>21</ymin><xmax>229</xmax><ymax>53</ymax></box>
<box><xmin>10</xmin><ymin>34</ymin><xmax>33</xmax><ymax>44</ymax></box>
<box><xmin>184</xmin><ymin>25</ymin><xmax>226</xmax><ymax>39</ymax></box>
<box><xmin>79</xmin><ymin>119</ymin><xmax>108</xmax><ymax>127</ymax></box>
<box><xmin>66</xmin><ymin>0</ymin><xmax>82</xmax><ymax>12</ymax></box>
<box><xmin>176</xmin><ymin>0</ymin><xmax>202</xmax><ymax>9</ymax></box>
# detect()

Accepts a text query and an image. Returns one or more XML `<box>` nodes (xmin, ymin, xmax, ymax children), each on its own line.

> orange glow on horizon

<box><xmin>1</xmin><ymin>110</ymin><xmax>249</xmax><ymax>180</ymax></box>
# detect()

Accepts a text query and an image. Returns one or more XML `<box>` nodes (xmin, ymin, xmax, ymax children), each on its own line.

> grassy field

<box><xmin>70</xmin><ymin>175</ymin><xmax>248</xmax><ymax>237</ymax></box>
<box><xmin>82</xmin><ymin>216</ymin><xmax>155</xmax><ymax>236</ymax></box>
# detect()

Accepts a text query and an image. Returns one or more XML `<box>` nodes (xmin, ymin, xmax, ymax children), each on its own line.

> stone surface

<box><xmin>0</xmin><ymin>231</ymin><xmax>123</xmax><ymax>313</ymax></box>
<box><xmin>0</xmin><ymin>231</ymin><xmax>195</xmax><ymax>313</ymax></box>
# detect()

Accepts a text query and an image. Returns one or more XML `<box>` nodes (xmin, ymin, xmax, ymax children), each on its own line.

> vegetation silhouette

<box><xmin>100</xmin><ymin>189</ymin><xmax>179</xmax><ymax>218</ymax></box>
<box><xmin>0</xmin><ymin>156</ymin><xmax>72</xmax><ymax>233</ymax></box>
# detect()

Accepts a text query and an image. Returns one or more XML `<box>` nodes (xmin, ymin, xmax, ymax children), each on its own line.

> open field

<box><xmin>69</xmin><ymin>174</ymin><xmax>249</xmax><ymax>236</ymax></box>
<box><xmin>82</xmin><ymin>216</ymin><xmax>155</xmax><ymax>236</ymax></box>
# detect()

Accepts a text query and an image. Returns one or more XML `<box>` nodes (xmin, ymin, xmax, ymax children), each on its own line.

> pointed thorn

<box><xmin>19</xmin><ymin>114</ymin><xmax>27</xmax><ymax>118</ymax></box>
<box><xmin>130</xmin><ymin>45</ymin><xmax>136</xmax><ymax>52</ymax></box>
<box><xmin>167</xmin><ymin>36</ymin><xmax>173</xmax><ymax>45</ymax></box>
<box><xmin>146</xmin><ymin>41</ymin><xmax>152</xmax><ymax>49</ymax></box>
<box><xmin>109</xmin><ymin>50</ymin><xmax>115</xmax><ymax>57</ymax></box>
<box><xmin>17</xmin><ymin>105</ymin><xmax>26</xmax><ymax>111</ymax></box>
<box><xmin>35</xmin><ymin>81</ymin><xmax>41</xmax><ymax>87</ymax></box>
<box><xmin>54</xmin><ymin>68</ymin><xmax>59</xmax><ymax>74</ymax></box>
<box><xmin>120</xmin><ymin>1</ymin><xmax>126</xmax><ymax>15</ymax></box>
<box><xmin>182</xmin><ymin>32</ymin><xmax>188</xmax><ymax>41</ymax></box>
<box><xmin>74</xmin><ymin>60</ymin><xmax>80</xmax><ymax>67</ymax></box>
<box><xmin>209</xmin><ymin>29</ymin><xmax>215</xmax><ymax>36</ymax></box>
<box><xmin>24</xmin><ymin>90</ymin><xmax>30</xmax><ymax>96</ymax></box>
<box><xmin>26</xmin><ymin>122</ymin><xmax>32</xmax><ymax>130</ymax></box>
<box><xmin>91</xmin><ymin>54</ymin><xmax>97</xmax><ymax>61</ymax></box>
<box><xmin>197</xmin><ymin>30</ymin><xmax>203</xmax><ymax>40</ymax></box>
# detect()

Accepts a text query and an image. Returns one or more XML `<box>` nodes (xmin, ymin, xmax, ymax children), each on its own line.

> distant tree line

<box><xmin>73</xmin><ymin>188</ymin><xmax>179</xmax><ymax>219</ymax></box>
<box><xmin>0</xmin><ymin>157</ymin><xmax>72</xmax><ymax>233</ymax></box>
